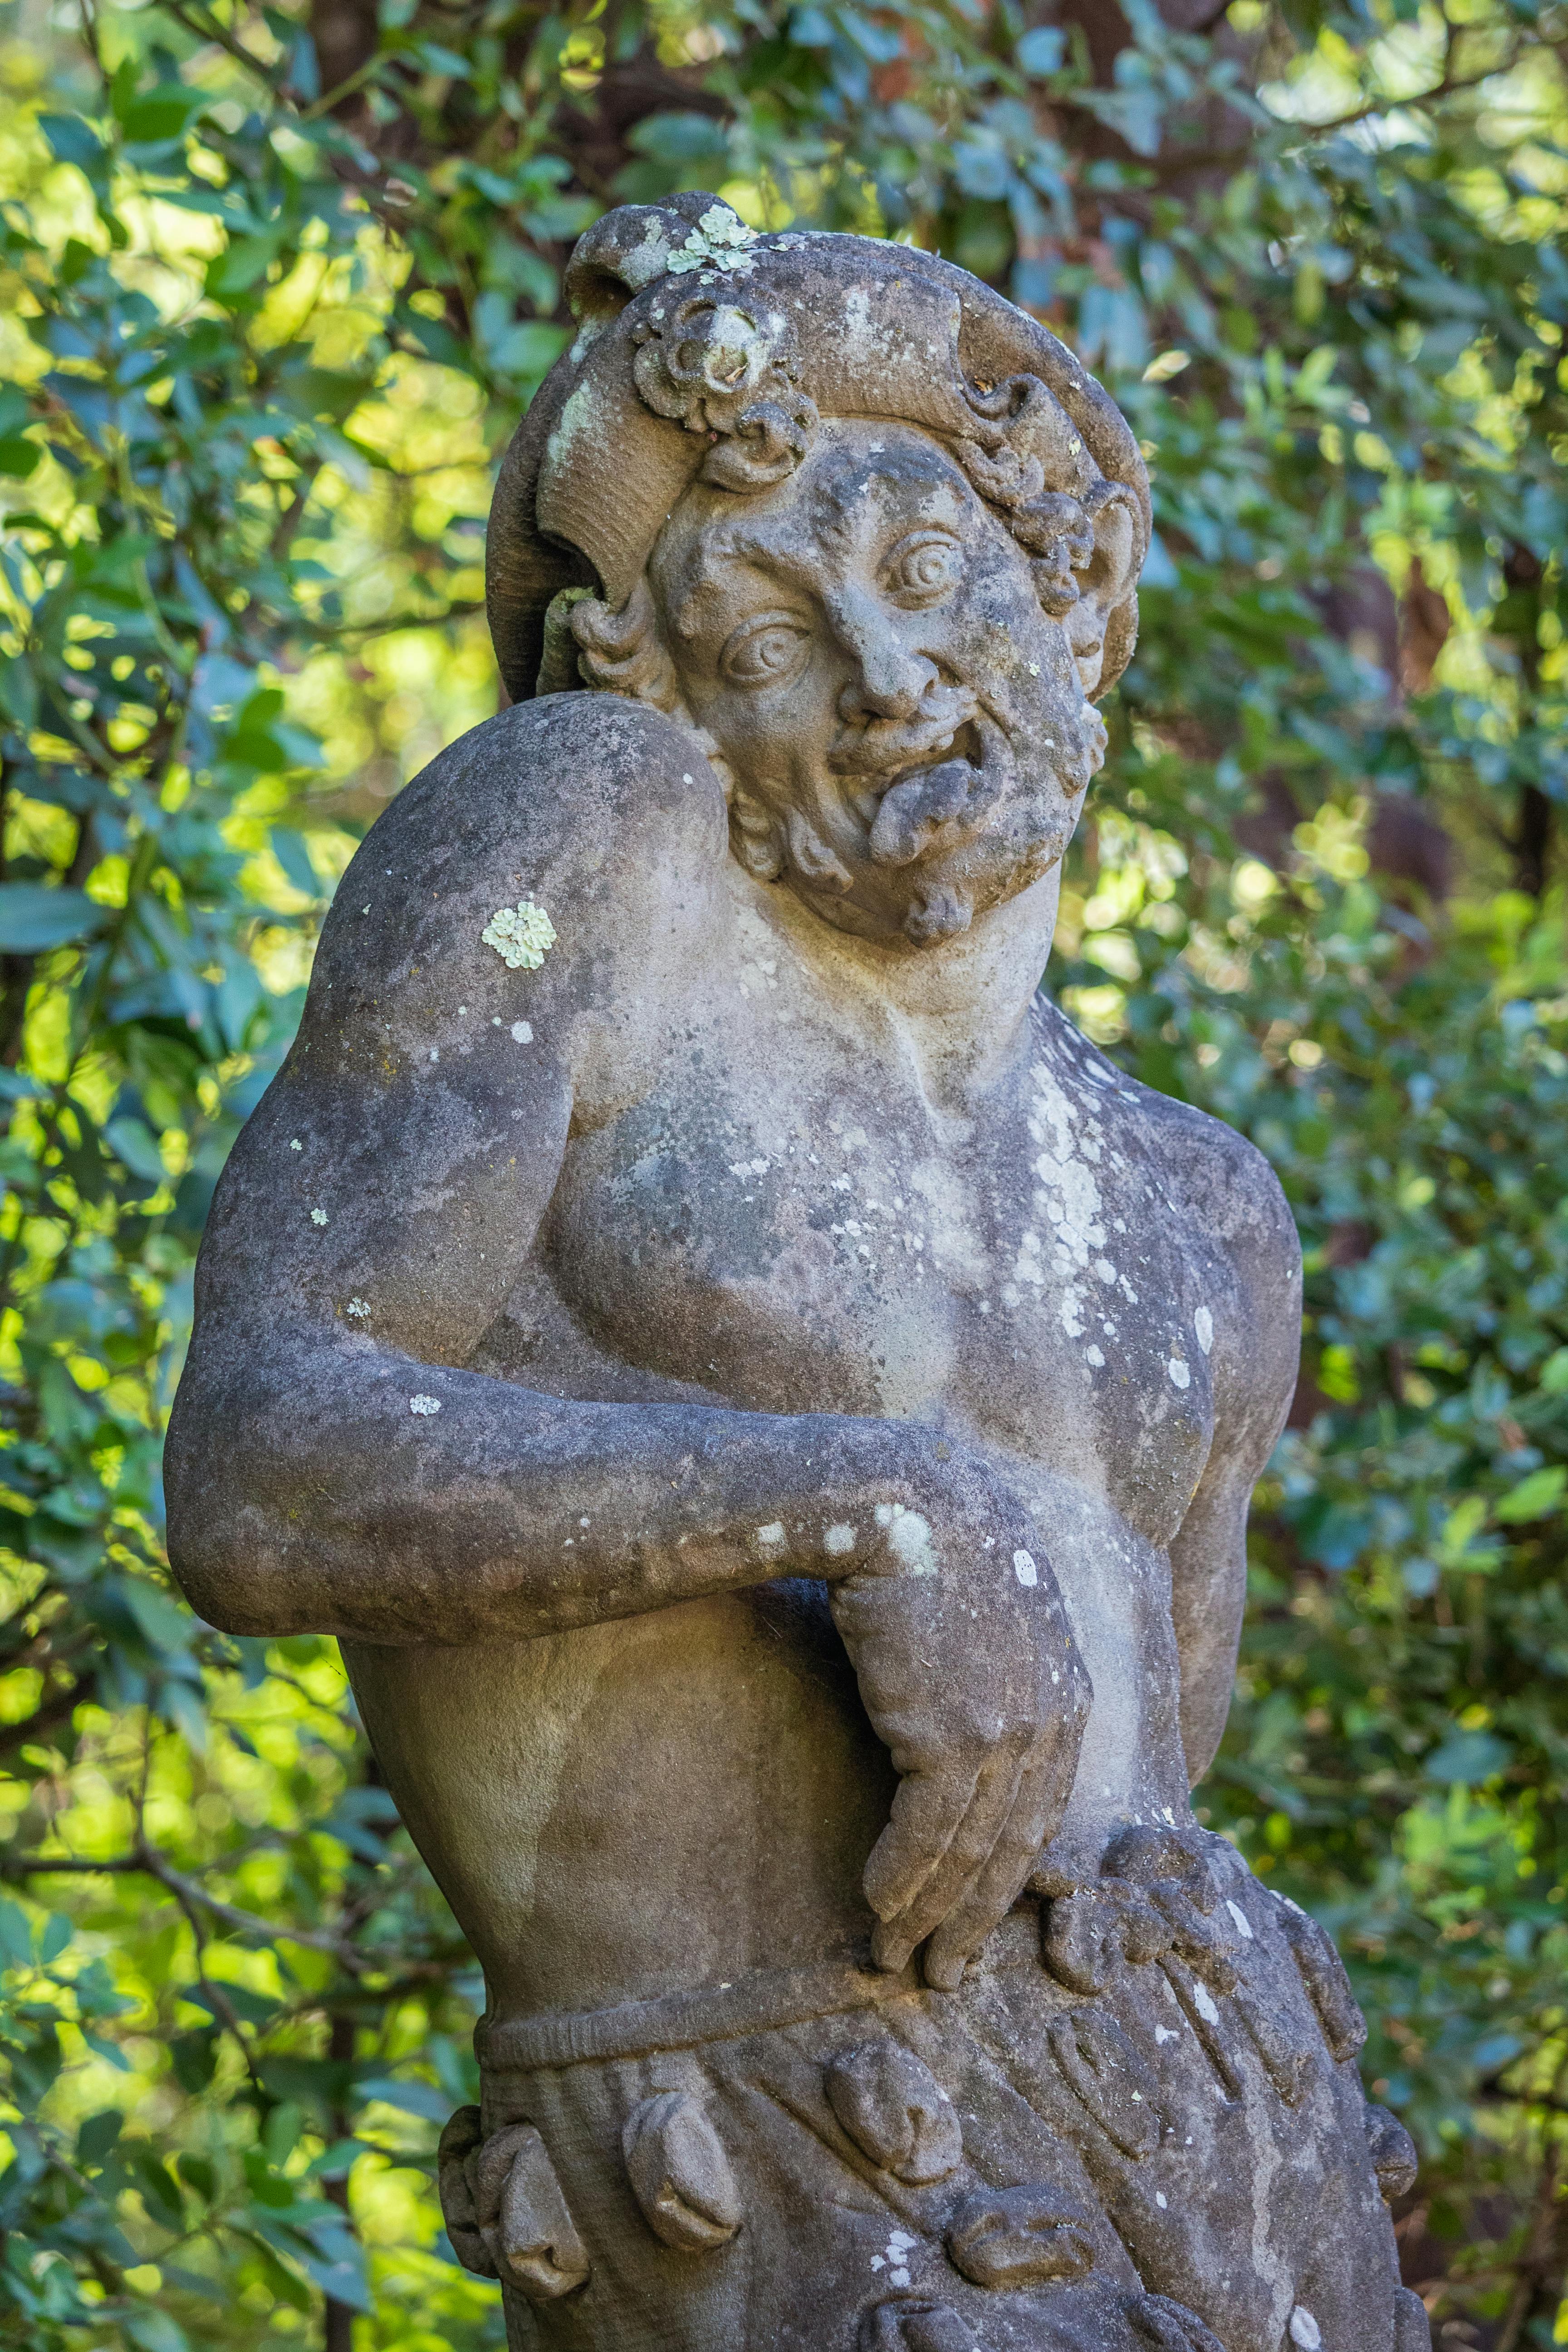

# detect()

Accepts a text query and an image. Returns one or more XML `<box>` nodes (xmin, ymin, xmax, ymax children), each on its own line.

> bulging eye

<box><xmin>885</xmin><ymin>532</ymin><xmax>962</xmax><ymax>604</ymax></box>
<box><xmin>721</xmin><ymin>614</ymin><xmax>811</xmax><ymax>686</ymax></box>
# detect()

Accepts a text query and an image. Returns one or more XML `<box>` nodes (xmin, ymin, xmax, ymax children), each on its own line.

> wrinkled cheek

<box><xmin>1011</xmin><ymin>679</ymin><xmax>1108</xmax><ymax>797</ymax></box>
<box><xmin>709</xmin><ymin>679</ymin><xmax>836</xmax><ymax>794</ymax></box>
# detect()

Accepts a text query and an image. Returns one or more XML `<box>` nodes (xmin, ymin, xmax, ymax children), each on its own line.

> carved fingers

<box><xmin>922</xmin><ymin>1747</ymin><xmax>1068</xmax><ymax>1991</ymax></box>
<box><xmin>1129</xmin><ymin>2293</ymin><xmax>1230</xmax><ymax>2352</ymax></box>
<box><xmin>866</xmin><ymin>1746</ymin><xmax>1029</xmax><ymax>1979</ymax></box>
<box><xmin>945</xmin><ymin>2182</ymin><xmax>1097</xmax><ymax>2289</ymax></box>
<box><xmin>860</xmin><ymin>2300</ymin><xmax>981</xmax><ymax>2352</ymax></box>
<box><xmin>831</xmin><ymin>1508</ymin><xmax>1090</xmax><ymax>1989</ymax></box>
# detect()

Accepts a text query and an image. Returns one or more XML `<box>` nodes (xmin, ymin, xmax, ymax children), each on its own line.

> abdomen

<box><xmin>344</xmin><ymin>1580</ymin><xmax>896</xmax><ymax>2019</ymax></box>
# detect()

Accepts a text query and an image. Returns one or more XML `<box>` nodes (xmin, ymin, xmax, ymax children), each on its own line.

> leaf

<box><xmin>105</xmin><ymin>1117</ymin><xmax>168</xmax><ymax>1183</ymax></box>
<box><xmin>124</xmin><ymin>2308</ymin><xmax>191</xmax><ymax>2352</ymax></box>
<box><xmin>1494</xmin><ymin>1466</ymin><xmax>1566</xmax><ymax>1523</ymax></box>
<box><xmin>269</xmin><ymin>828</ymin><xmax>321</xmax><ymax>898</ymax></box>
<box><xmin>288</xmin><ymin>2247</ymin><xmax>373</xmax><ymax>2313</ymax></box>
<box><xmin>623</xmin><ymin>111</ymin><xmax>730</xmax><ymax>167</ymax></box>
<box><xmin>39</xmin><ymin>113</ymin><xmax>105</xmax><ymax>173</ymax></box>
<box><xmin>38</xmin><ymin>1912</ymin><xmax>72</xmax><ymax>1965</ymax></box>
<box><xmin>1016</xmin><ymin>26</ymin><xmax>1065</xmax><ymax>74</ymax></box>
<box><xmin>356</xmin><ymin>2076</ymin><xmax>452</xmax><ymax>2123</ymax></box>
<box><xmin>121</xmin><ymin>1577</ymin><xmax>195</xmax><ymax>1654</ymax></box>
<box><xmin>0</xmin><ymin>1898</ymin><xmax>34</xmax><ymax>1970</ymax></box>
<box><xmin>0</xmin><ymin>655</ymin><xmax>39</xmax><ymax>729</ymax></box>
<box><xmin>118</xmin><ymin>88</ymin><xmax>205</xmax><ymax>145</ymax></box>
<box><xmin>1425</xmin><ymin>1730</ymin><xmax>1511</xmax><ymax>1785</ymax></box>
<box><xmin>205</xmin><ymin>232</ymin><xmax>287</xmax><ymax>301</ymax></box>
<box><xmin>0</xmin><ymin>883</ymin><xmax>109</xmax><ymax>953</ymax></box>
<box><xmin>77</xmin><ymin>2108</ymin><xmax>124</xmax><ymax>2166</ymax></box>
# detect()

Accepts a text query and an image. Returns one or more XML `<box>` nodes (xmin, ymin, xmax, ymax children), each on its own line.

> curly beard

<box><xmin>730</xmin><ymin>691</ymin><xmax>1108</xmax><ymax>949</ymax></box>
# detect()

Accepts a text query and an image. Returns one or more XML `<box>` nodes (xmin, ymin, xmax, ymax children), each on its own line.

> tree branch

<box><xmin>1300</xmin><ymin>47</ymin><xmax>1526</xmax><ymax>133</ymax></box>
<box><xmin>4</xmin><ymin>1841</ymin><xmax>378</xmax><ymax>1969</ymax></box>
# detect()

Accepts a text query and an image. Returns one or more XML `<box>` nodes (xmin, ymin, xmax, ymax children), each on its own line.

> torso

<box><xmin>348</xmin><ymin>858</ymin><xmax>1253</xmax><ymax>2022</ymax></box>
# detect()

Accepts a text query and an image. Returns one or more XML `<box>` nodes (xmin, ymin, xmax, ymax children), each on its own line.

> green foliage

<box><xmin>0</xmin><ymin>0</ymin><xmax>1563</xmax><ymax>2339</ymax></box>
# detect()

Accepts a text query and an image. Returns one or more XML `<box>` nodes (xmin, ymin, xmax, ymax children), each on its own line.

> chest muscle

<box><xmin>535</xmin><ymin>1005</ymin><xmax>1215</xmax><ymax>1552</ymax></box>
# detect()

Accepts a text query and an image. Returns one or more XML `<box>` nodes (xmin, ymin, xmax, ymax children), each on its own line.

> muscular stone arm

<box><xmin>166</xmin><ymin>693</ymin><xmax>1088</xmax><ymax>1983</ymax></box>
<box><xmin>1167</xmin><ymin>1132</ymin><xmax>1303</xmax><ymax>1785</ymax></box>
<box><xmin>168</xmin><ymin>695</ymin><xmax>928</xmax><ymax>1644</ymax></box>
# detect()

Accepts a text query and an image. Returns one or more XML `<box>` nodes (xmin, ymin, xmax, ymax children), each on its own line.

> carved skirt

<box><xmin>441</xmin><ymin>1829</ymin><xmax>1431</xmax><ymax>2352</ymax></box>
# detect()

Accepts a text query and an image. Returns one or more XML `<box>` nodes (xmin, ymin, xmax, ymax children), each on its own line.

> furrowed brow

<box><xmin>669</xmin><ymin>529</ymin><xmax>821</xmax><ymax>640</ymax></box>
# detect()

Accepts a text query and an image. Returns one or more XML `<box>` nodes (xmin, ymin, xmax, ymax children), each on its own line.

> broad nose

<box><xmin>831</xmin><ymin>594</ymin><xmax>938</xmax><ymax>725</ymax></box>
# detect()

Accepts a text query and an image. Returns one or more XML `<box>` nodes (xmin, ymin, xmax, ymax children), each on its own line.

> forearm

<box><xmin>1173</xmin><ymin>1611</ymin><xmax>1244</xmax><ymax>1788</ymax></box>
<box><xmin>165</xmin><ymin>1328</ymin><xmax>940</xmax><ymax>1645</ymax></box>
<box><xmin>1169</xmin><ymin>1463</ymin><xmax>1253</xmax><ymax>1785</ymax></box>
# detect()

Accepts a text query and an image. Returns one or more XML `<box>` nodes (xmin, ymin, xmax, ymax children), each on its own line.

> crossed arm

<box><xmin>167</xmin><ymin>702</ymin><xmax>1090</xmax><ymax>1988</ymax></box>
<box><xmin>1167</xmin><ymin>1156</ymin><xmax>1303</xmax><ymax>1788</ymax></box>
<box><xmin>168</xmin><ymin>1034</ymin><xmax>1091</xmax><ymax>1988</ymax></box>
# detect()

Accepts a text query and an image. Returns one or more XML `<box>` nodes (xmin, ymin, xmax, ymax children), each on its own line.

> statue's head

<box><xmin>488</xmin><ymin>199</ymin><xmax>1150</xmax><ymax>949</ymax></box>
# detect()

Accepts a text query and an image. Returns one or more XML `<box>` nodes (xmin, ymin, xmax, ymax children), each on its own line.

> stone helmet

<box><xmin>486</xmin><ymin>193</ymin><xmax>1152</xmax><ymax>709</ymax></box>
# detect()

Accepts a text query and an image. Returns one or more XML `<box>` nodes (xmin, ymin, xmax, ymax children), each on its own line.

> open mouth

<box><xmin>863</xmin><ymin>718</ymin><xmax>1004</xmax><ymax>870</ymax></box>
<box><xmin>841</xmin><ymin>719</ymin><xmax>984</xmax><ymax>828</ymax></box>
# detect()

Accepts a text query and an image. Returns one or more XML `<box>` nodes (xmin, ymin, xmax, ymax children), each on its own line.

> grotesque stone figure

<box><xmin>166</xmin><ymin>199</ymin><xmax>1427</xmax><ymax>2352</ymax></box>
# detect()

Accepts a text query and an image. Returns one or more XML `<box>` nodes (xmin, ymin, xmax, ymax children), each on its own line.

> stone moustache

<box><xmin>166</xmin><ymin>196</ymin><xmax>1429</xmax><ymax>2352</ymax></box>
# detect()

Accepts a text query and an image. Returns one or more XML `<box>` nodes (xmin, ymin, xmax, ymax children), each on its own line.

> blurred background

<box><xmin>0</xmin><ymin>0</ymin><xmax>1563</xmax><ymax>2342</ymax></box>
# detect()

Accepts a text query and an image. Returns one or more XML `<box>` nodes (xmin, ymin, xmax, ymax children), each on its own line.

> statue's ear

<box><xmin>1065</xmin><ymin>481</ymin><xmax>1144</xmax><ymax>695</ymax></box>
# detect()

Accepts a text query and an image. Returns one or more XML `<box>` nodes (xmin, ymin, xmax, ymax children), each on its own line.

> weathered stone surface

<box><xmin>166</xmin><ymin>199</ymin><xmax>1427</xmax><ymax>2350</ymax></box>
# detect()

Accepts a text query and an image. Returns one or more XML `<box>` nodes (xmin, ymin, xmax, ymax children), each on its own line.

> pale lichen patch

<box><xmin>874</xmin><ymin>1502</ymin><xmax>937</xmax><ymax>1574</ymax></box>
<box><xmin>483</xmin><ymin>899</ymin><xmax>557</xmax><ymax>970</ymax></box>
<box><xmin>665</xmin><ymin>204</ymin><xmax>759</xmax><ymax>277</ymax></box>
<box><xmin>409</xmin><ymin>1394</ymin><xmax>441</xmax><ymax>1416</ymax></box>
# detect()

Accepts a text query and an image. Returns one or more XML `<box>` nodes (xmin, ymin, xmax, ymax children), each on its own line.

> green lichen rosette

<box><xmin>483</xmin><ymin>899</ymin><xmax>556</xmax><ymax>971</ymax></box>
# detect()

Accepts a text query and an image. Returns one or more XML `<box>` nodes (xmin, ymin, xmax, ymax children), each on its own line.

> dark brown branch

<box><xmin>4</xmin><ymin>1841</ymin><xmax>376</xmax><ymax>1967</ymax></box>
<box><xmin>161</xmin><ymin>0</ymin><xmax>283</xmax><ymax>93</ymax></box>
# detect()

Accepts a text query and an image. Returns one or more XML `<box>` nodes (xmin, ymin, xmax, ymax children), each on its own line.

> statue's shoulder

<box><xmin>311</xmin><ymin>692</ymin><xmax>729</xmax><ymax>1017</ymax></box>
<box><xmin>356</xmin><ymin>691</ymin><xmax>724</xmax><ymax>915</ymax></box>
<box><xmin>1034</xmin><ymin>995</ymin><xmax>1301</xmax><ymax>1303</ymax></box>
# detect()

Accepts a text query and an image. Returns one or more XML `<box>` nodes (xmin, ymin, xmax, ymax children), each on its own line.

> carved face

<box><xmin>647</xmin><ymin>421</ymin><xmax>1129</xmax><ymax>948</ymax></box>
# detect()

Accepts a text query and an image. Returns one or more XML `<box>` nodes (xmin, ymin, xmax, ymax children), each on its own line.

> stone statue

<box><xmin>167</xmin><ymin>198</ymin><xmax>1429</xmax><ymax>2352</ymax></box>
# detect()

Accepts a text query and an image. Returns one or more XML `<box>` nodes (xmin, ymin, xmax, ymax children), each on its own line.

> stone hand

<box><xmin>829</xmin><ymin>1483</ymin><xmax>1090</xmax><ymax>1990</ymax></box>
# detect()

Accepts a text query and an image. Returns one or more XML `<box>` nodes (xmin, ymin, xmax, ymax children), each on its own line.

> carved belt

<box><xmin>475</xmin><ymin>1916</ymin><xmax>1043</xmax><ymax>2075</ymax></box>
<box><xmin>477</xmin><ymin>1952</ymin><xmax>916</xmax><ymax>2073</ymax></box>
